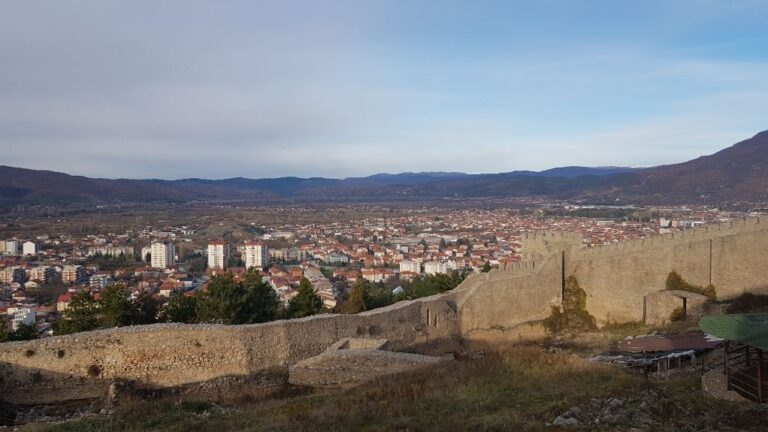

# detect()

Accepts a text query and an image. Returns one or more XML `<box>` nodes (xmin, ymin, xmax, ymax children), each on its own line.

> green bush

<box><xmin>725</xmin><ymin>293</ymin><xmax>768</xmax><ymax>314</ymax></box>
<box><xmin>669</xmin><ymin>306</ymin><xmax>686</xmax><ymax>322</ymax></box>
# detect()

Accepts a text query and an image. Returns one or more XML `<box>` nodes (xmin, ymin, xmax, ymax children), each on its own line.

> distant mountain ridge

<box><xmin>0</xmin><ymin>131</ymin><xmax>766</xmax><ymax>208</ymax></box>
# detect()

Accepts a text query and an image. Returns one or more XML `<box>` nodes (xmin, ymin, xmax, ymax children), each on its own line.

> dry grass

<box><xmin>20</xmin><ymin>345</ymin><xmax>768</xmax><ymax>432</ymax></box>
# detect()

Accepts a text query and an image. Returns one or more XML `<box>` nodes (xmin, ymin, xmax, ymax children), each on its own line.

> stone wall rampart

<box><xmin>0</xmin><ymin>293</ymin><xmax>459</xmax><ymax>405</ymax></box>
<box><xmin>3</xmin><ymin>217</ymin><xmax>768</xmax><ymax>405</ymax></box>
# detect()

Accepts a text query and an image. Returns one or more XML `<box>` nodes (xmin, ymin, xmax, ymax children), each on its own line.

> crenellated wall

<box><xmin>457</xmin><ymin>253</ymin><xmax>562</xmax><ymax>339</ymax></box>
<box><xmin>568</xmin><ymin>217</ymin><xmax>768</xmax><ymax>324</ymax></box>
<box><xmin>3</xmin><ymin>218</ymin><xmax>768</xmax><ymax>405</ymax></box>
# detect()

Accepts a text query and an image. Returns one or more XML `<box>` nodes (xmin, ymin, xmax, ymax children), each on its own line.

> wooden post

<box><xmin>747</xmin><ymin>346</ymin><xmax>751</xmax><ymax>367</ymax></box>
<box><xmin>725</xmin><ymin>341</ymin><xmax>731</xmax><ymax>390</ymax></box>
<box><xmin>758</xmin><ymin>349</ymin><xmax>764</xmax><ymax>403</ymax></box>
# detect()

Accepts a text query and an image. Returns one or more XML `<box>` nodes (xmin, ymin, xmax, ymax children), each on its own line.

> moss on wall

<box><xmin>666</xmin><ymin>270</ymin><xmax>717</xmax><ymax>300</ymax></box>
<box><xmin>544</xmin><ymin>276</ymin><xmax>596</xmax><ymax>333</ymax></box>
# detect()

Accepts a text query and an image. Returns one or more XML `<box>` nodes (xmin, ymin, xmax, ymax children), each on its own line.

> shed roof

<box><xmin>699</xmin><ymin>314</ymin><xmax>768</xmax><ymax>351</ymax></box>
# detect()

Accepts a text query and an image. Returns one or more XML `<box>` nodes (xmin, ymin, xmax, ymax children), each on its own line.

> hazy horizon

<box><xmin>1</xmin><ymin>1</ymin><xmax>767</xmax><ymax>179</ymax></box>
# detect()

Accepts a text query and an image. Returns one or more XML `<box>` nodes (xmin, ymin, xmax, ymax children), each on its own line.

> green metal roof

<box><xmin>699</xmin><ymin>314</ymin><xmax>768</xmax><ymax>351</ymax></box>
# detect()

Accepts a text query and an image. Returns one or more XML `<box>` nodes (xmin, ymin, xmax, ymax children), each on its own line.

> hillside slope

<box><xmin>1</xmin><ymin>131</ymin><xmax>766</xmax><ymax>206</ymax></box>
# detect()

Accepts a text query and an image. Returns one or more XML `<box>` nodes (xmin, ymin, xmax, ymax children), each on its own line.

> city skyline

<box><xmin>1</xmin><ymin>1</ymin><xmax>767</xmax><ymax>179</ymax></box>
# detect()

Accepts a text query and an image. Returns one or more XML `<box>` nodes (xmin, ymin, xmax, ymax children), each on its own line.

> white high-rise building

<box><xmin>207</xmin><ymin>241</ymin><xmax>230</xmax><ymax>270</ymax></box>
<box><xmin>22</xmin><ymin>241</ymin><xmax>37</xmax><ymax>256</ymax></box>
<box><xmin>424</xmin><ymin>261</ymin><xmax>448</xmax><ymax>275</ymax></box>
<box><xmin>244</xmin><ymin>241</ymin><xmax>268</xmax><ymax>270</ymax></box>
<box><xmin>4</xmin><ymin>240</ymin><xmax>18</xmax><ymax>255</ymax></box>
<box><xmin>399</xmin><ymin>260</ymin><xmax>422</xmax><ymax>274</ymax></box>
<box><xmin>151</xmin><ymin>242</ymin><xmax>176</xmax><ymax>268</ymax></box>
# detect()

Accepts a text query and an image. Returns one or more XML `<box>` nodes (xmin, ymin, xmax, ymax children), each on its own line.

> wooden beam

<box><xmin>758</xmin><ymin>349</ymin><xmax>764</xmax><ymax>403</ymax></box>
<box><xmin>725</xmin><ymin>341</ymin><xmax>731</xmax><ymax>390</ymax></box>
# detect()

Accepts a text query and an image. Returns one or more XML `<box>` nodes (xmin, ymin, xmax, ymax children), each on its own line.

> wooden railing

<box><xmin>725</xmin><ymin>342</ymin><xmax>767</xmax><ymax>403</ymax></box>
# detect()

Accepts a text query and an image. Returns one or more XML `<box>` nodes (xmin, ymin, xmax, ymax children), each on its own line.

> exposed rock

<box><xmin>552</xmin><ymin>416</ymin><xmax>579</xmax><ymax>427</ymax></box>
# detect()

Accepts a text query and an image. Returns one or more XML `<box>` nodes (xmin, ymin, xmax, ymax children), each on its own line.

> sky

<box><xmin>1</xmin><ymin>0</ymin><xmax>767</xmax><ymax>179</ymax></box>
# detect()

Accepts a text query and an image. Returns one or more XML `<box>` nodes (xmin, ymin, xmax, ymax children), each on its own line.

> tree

<box><xmin>239</xmin><ymin>268</ymin><xmax>279</xmax><ymax>323</ymax></box>
<box><xmin>165</xmin><ymin>292</ymin><xmax>198</xmax><ymax>324</ymax></box>
<box><xmin>132</xmin><ymin>292</ymin><xmax>159</xmax><ymax>325</ymax></box>
<box><xmin>10</xmin><ymin>324</ymin><xmax>38</xmax><ymax>341</ymax></box>
<box><xmin>99</xmin><ymin>285</ymin><xmax>135</xmax><ymax>327</ymax></box>
<box><xmin>196</xmin><ymin>274</ymin><xmax>246</xmax><ymax>324</ymax></box>
<box><xmin>55</xmin><ymin>290</ymin><xmax>100</xmax><ymax>335</ymax></box>
<box><xmin>196</xmin><ymin>270</ymin><xmax>279</xmax><ymax>324</ymax></box>
<box><xmin>286</xmin><ymin>277</ymin><xmax>324</xmax><ymax>319</ymax></box>
<box><xmin>0</xmin><ymin>316</ymin><xmax>9</xmax><ymax>342</ymax></box>
<box><xmin>481</xmin><ymin>261</ymin><xmax>492</xmax><ymax>273</ymax></box>
<box><xmin>352</xmin><ymin>279</ymin><xmax>394</xmax><ymax>310</ymax></box>
<box><xmin>395</xmin><ymin>271</ymin><xmax>466</xmax><ymax>301</ymax></box>
<box><xmin>439</xmin><ymin>238</ymin><xmax>447</xmax><ymax>251</ymax></box>
<box><xmin>342</xmin><ymin>284</ymin><xmax>367</xmax><ymax>314</ymax></box>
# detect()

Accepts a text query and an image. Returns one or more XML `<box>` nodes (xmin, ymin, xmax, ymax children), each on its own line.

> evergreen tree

<box><xmin>10</xmin><ymin>324</ymin><xmax>38</xmax><ymax>341</ymax></box>
<box><xmin>131</xmin><ymin>292</ymin><xmax>159</xmax><ymax>325</ymax></box>
<box><xmin>286</xmin><ymin>277</ymin><xmax>324</xmax><ymax>318</ymax></box>
<box><xmin>240</xmin><ymin>268</ymin><xmax>279</xmax><ymax>323</ymax></box>
<box><xmin>196</xmin><ymin>270</ymin><xmax>279</xmax><ymax>324</ymax></box>
<box><xmin>395</xmin><ymin>271</ymin><xmax>466</xmax><ymax>301</ymax></box>
<box><xmin>196</xmin><ymin>274</ymin><xmax>245</xmax><ymax>324</ymax></box>
<box><xmin>99</xmin><ymin>285</ymin><xmax>135</xmax><ymax>327</ymax></box>
<box><xmin>165</xmin><ymin>292</ymin><xmax>198</xmax><ymax>324</ymax></box>
<box><xmin>481</xmin><ymin>261</ymin><xmax>492</xmax><ymax>273</ymax></box>
<box><xmin>55</xmin><ymin>290</ymin><xmax>100</xmax><ymax>335</ymax></box>
<box><xmin>0</xmin><ymin>316</ymin><xmax>9</xmax><ymax>342</ymax></box>
<box><xmin>355</xmin><ymin>279</ymin><xmax>395</xmax><ymax>309</ymax></box>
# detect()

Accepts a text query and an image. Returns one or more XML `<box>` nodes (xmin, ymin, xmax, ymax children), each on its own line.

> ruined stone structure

<box><xmin>3</xmin><ymin>217</ymin><xmax>768</xmax><ymax>405</ymax></box>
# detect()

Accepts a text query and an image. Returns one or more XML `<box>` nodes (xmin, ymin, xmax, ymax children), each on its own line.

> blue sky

<box><xmin>1</xmin><ymin>0</ymin><xmax>766</xmax><ymax>179</ymax></box>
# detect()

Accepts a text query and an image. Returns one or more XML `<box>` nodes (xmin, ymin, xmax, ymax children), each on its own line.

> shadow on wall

<box><xmin>0</xmin><ymin>293</ymin><xmax>464</xmax><ymax>406</ymax></box>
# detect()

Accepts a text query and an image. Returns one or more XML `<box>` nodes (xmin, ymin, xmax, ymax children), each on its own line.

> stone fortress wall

<box><xmin>2</xmin><ymin>217</ymin><xmax>768</xmax><ymax>404</ymax></box>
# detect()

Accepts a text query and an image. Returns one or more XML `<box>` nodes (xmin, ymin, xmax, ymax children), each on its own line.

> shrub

<box><xmin>669</xmin><ymin>306</ymin><xmax>686</xmax><ymax>322</ymax></box>
<box><xmin>725</xmin><ymin>293</ymin><xmax>768</xmax><ymax>314</ymax></box>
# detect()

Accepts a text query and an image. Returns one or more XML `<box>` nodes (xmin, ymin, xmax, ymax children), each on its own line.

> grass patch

<box><xmin>22</xmin><ymin>345</ymin><xmax>768</xmax><ymax>432</ymax></box>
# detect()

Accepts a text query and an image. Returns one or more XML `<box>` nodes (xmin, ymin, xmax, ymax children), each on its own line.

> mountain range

<box><xmin>1</xmin><ymin>131</ymin><xmax>767</xmax><ymax>208</ymax></box>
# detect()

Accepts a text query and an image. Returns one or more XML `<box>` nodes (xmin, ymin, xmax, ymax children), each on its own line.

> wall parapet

<box><xmin>572</xmin><ymin>217</ymin><xmax>763</xmax><ymax>260</ymax></box>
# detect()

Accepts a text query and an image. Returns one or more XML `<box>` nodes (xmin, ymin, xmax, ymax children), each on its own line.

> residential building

<box><xmin>244</xmin><ymin>241</ymin><xmax>268</xmax><ymax>270</ymax></box>
<box><xmin>3</xmin><ymin>240</ymin><xmax>18</xmax><ymax>255</ymax></box>
<box><xmin>424</xmin><ymin>261</ymin><xmax>448</xmax><ymax>275</ymax></box>
<box><xmin>22</xmin><ymin>241</ymin><xmax>37</xmax><ymax>256</ymax></box>
<box><xmin>89</xmin><ymin>274</ymin><xmax>113</xmax><ymax>289</ymax></box>
<box><xmin>87</xmin><ymin>246</ymin><xmax>134</xmax><ymax>257</ymax></box>
<box><xmin>151</xmin><ymin>242</ymin><xmax>176</xmax><ymax>268</ymax></box>
<box><xmin>361</xmin><ymin>268</ymin><xmax>395</xmax><ymax>283</ymax></box>
<box><xmin>399</xmin><ymin>260</ymin><xmax>421</xmax><ymax>274</ymax></box>
<box><xmin>62</xmin><ymin>265</ymin><xmax>88</xmax><ymax>284</ymax></box>
<box><xmin>207</xmin><ymin>241</ymin><xmax>230</xmax><ymax>270</ymax></box>
<box><xmin>8</xmin><ymin>307</ymin><xmax>35</xmax><ymax>331</ymax></box>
